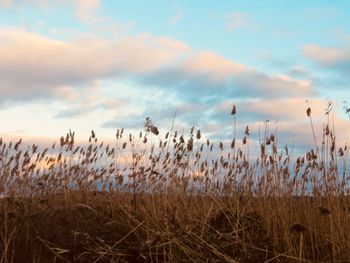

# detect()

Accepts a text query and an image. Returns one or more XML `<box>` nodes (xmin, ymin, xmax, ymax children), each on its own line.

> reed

<box><xmin>0</xmin><ymin>105</ymin><xmax>349</xmax><ymax>262</ymax></box>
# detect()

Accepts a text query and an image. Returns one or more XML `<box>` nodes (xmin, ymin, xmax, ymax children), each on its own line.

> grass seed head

<box><xmin>231</xmin><ymin>104</ymin><xmax>237</xmax><ymax>115</ymax></box>
<box><xmin>306</xmin><ymin>107</ymin><xmax>311</xmax><ymax>117</ymax></box>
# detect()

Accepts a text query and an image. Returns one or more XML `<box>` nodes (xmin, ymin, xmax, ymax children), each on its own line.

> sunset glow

<box><xmin>0</xmin><ymin>0</ymin><xmax>349</xmax><ymax>147</ymax></box>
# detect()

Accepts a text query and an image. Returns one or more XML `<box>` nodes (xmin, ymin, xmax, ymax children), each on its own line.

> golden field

<box><xmin>0</xmin><ymin>106</ymin><xmax>350</xmax><ymax>263</ymax></box>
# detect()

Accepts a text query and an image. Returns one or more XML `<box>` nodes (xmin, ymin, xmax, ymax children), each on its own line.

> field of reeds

<box><xmin>1</xmin><ymin>105</ymin><xmax>350</xmax><ymax>263</ymax></box>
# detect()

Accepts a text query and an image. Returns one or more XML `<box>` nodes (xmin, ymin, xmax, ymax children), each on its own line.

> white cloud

<box><xmin>226</xmin><ymin>13</ymin><xmax>248</xmax><ymax>31</ymax></box>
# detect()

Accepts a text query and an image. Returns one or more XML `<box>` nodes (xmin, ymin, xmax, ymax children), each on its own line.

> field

<box><xmin>1</xmin><ymin>106</ymin><xmax>350</xmax><ymax>263</ymax></box>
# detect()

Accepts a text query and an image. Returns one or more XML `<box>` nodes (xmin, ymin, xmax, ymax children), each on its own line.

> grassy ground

<box><xmin>1</xmin><ymin>191</ymin><xmax>350</xmax><ymax>262</ymax></box>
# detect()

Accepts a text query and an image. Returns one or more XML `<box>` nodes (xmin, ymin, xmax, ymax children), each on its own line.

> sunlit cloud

<box><xmin>303</xmin><ymin>45</ymin><xmax>350</xmax><ymax>70</ymax></box>
<box><xmin>0</xmin><ymin>26</ymin><xmax>321</xmax><ymax>147</ymax></box>
<box><xmin>143</xmin><ymin>52</ymin><xmax>314</xmax><ymax>100</ymax></box>
<box><xmin>0</xmin><ymin>0</ymin><xmax>349</xmax><ymax>152</ymax></box>
<box><xmin>0</xmin><ymin>0</ymin><xmax>102</xmax><ymax>22</ymax></box>
<box><xmin>54</xmin><ymin>82</ymin><xmax>127</xmax><ymax>119</ymax></box>
<box><xmin>0</xmin><ymin>28</ymin><xmax>314</xmax><ymax>108</ymax></box>
<box><xmin>75</xmin><ymin>0</ymin><xmax>101</xmax><ymax>22</ymax></box>
<box><xmin>214</xmin><ymin>98</ymin><xmax>350</xmax><ymax>151</ymax></box>
<box><xmin>0</xmin><ymin>29</ymin><xmax>190</xmax><ymax>103</ymax></box>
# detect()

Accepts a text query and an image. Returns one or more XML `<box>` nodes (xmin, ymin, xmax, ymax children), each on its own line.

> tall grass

<box><xmin>0</xmin><ymin>105</ymin><xmax>349</xmax><ymax>262</ymax></box>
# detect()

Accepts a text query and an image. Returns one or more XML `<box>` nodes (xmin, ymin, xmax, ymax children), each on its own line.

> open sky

<box><xmin>0</xmin><ymin>0</ymin><xmax>350</xmax><ymax>149</ymax></box>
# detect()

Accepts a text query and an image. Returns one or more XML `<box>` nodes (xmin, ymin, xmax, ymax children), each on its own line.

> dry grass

<box><xmin>0</xmin><ymin>105</ymin><xmax>350</xmax><ymax>263</ymax></box>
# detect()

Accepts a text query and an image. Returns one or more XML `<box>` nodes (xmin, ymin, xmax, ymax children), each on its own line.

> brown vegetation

<box><xmin>0</xmin><ymin>105</ymin><xmax>350</xmax><ymax>262</ymax></box>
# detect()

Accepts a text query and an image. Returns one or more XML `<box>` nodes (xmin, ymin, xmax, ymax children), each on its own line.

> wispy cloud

<box><xmin>0</xmin><ymin>0</ymin><xmax>11</xmax><ymax>8</ymax></box>
<box><xmin>53</xmin><ymin>82</ymin><xmax>126</xmax><ymax>119</ymax></box>
<box><xmin>226</xmin><ymin>13</ymin><xmax>248</xmax><ymax>31</ymax></box>
<box><xmin>287</xmin><ymin>65</ymin><xmax>310</xmax><ymax>79</ymax></box>
<box><xmin>169</xmin><ymin>7</ymin><xmax>183</xmax><ymax>25</ymax></box>
<box><xmin>303</xmin><ymin>45</ymin><xmax>350</xmax><ymax>69</ymax></box>
<box><xmin>75</xmin><ymin>0</ymin><xmax>101</xmax><ymax>22</ymax></box>
<box><xmin>0</xmin><ymin>0</ymin><xmax>102</xmax><ymax>23</ymax></box>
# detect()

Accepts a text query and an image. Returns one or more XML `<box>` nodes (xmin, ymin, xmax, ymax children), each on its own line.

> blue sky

<box><xmin>0</xmin><ymin>0</ymin><xmax>349</xmax><ymax>149</ymax></box>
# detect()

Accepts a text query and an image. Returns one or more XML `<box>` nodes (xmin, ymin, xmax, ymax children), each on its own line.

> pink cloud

<box><xmin>216</xmin><ymin>98</ymin><xmax>350</xmax><ymax>151</ymax></box>
<box><xmin>0</xmin><ymin>0</ymin><xmax>101</xmax><ymax>15</ymax></box>
<box><xmin>218</xmin><ymin>97</ymin><xmax>332</xmax><ymax>122</ymax></box>
<box><xmin>0</xmin><ymin>28</ymin><xmax>315</xmax><ymax>106</ymax></box>
<box><xmin>182</xmin><ymin>51</ymin><xmax>247</xmax><ymax>77</ymax></box>
<box><xmin>0</xmin><ymin>29</ymin><xmax>191</xmax><ymax>100</ymax></box>
<box><xmin>303</xmin><ymin>45</ymin><xmax>350</xmax><ymax>67</ymax></box>
<box><xmin>75</xmin><ymin>0</ymin><xmax>101</xmax><ymax>22</ymax></box>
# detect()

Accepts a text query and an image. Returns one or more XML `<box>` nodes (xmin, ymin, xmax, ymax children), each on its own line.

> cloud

<box><xmin>234</xmin><ymin>72</ymin><xmax>313</xmax><ymax>98</ymax></box>
<box><xmin>0</xmin><ymin>28</ymin><xmax>315</xmax><ymax>106</ymax></box>
<box><xmin>0</xmin><ymin>28</ymin><xmax>318</xmax><ymax>145</ymax></box>
<box><xmin>287</xmin><ymin>65</ymin><xmax>310</xmax><ymax>79</ymax></box>
<box><xmin>226</xmin><ymin>13</ymin><xmax>260</xmax><ymax>32</ymax></box>
<box><xmin>53</xmin><ymin>82</ymin><xmax>127</xmax><ymax>119</ymax></box>
<box><xmin>303</xmin><ymin>45</ymin><xmax>350</xmax><ymax>71</ymax></box>
<box><xmin>0</xmin><ymin>0</ymin><xmax>67</xmax><ymax>9</ymax></box>
<box><xmin>211</xmin><ymin>97</ymin><xmax>350</xmax><ymax>152</ymax></box>
<box><xmin>0</xmin><ymin>27</ymin><xmax>316</xmax><ymax>146</ymax></box>
<box><xmin>0</xmin><ymin>29</ymin><xmax>191</xmax><ymax>103</ymax></box>
<box><xmin>100</xmin><ymin>96</ymin><xmax>339</xmax><ymax>151</ymax></box>
<box><xmin>75</xmin><ymin>0</ymin><xmax>100</xmax><ymax>22</ymax></box>
<box><xmin>259</xmin><ymin>51</ymin><xmax>294</xmax><ymax>69</ymax></box>
<box><xmin>226</xmin><ymin>13</ymin><xmax>248</xmax><ymax>31</ymax></box>
<box><xmin>0</xmin><ymin>0</ymin><xmax>102</xmax><ymax>22</ymax></box>
<box><xmin>218</xmin><ymin>97</ymin><xmax>327</xmax><ymax>121</ymax></box>
<box><xmin>0</xmin><ymin>0</ymin><xmax>11</xmax><ymax>7</ymax></box>
<box><xmin>143</xmin><ymin>52</ymin><xmax>314</xmax><ymax>99</ymax></box>
<box><xmin>169</xmin><ymin>8</ymin><xmax>183</xmax><ymax>25</ymax></box>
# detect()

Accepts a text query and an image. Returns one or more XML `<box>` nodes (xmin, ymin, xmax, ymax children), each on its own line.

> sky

<box><xmin>0</xmin><ymin>0</ymin><xmax>350</xmax><ymax>150</ymax></box>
